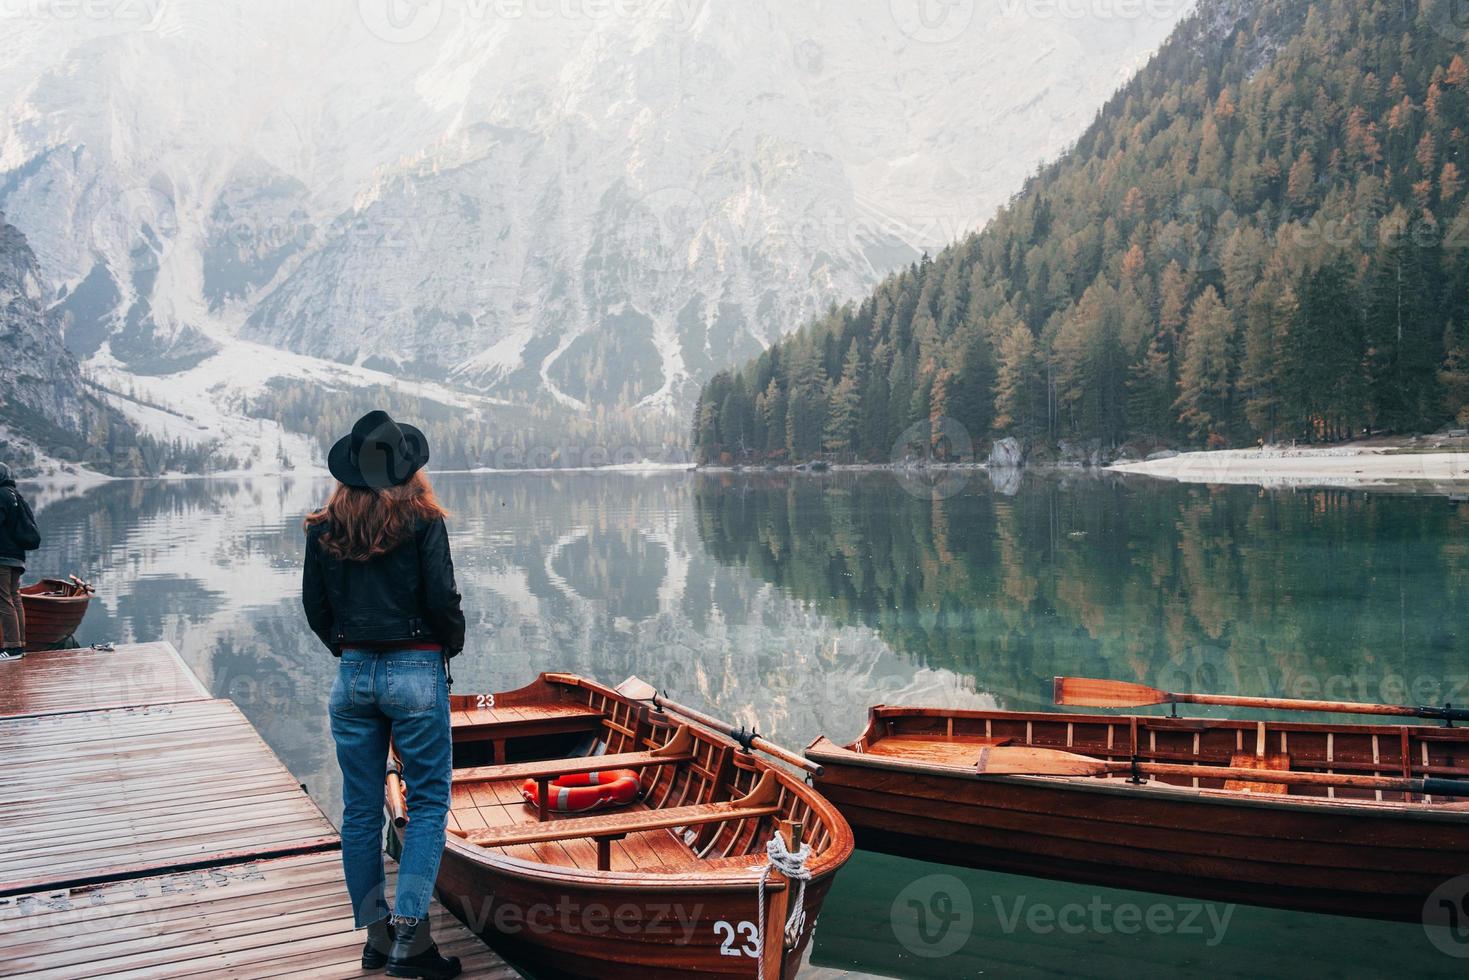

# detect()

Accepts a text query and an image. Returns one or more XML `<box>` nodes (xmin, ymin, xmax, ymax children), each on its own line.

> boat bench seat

<box><xmin>451</xmin><ymin>702</ymin><xmax>605</xmax><ymax>744</ymax></box>
<box><xmin>458</xmin><ymin>770</ymin><xmax>783</xmax><ymax>870</ymax></box>
<box><xmin>451</xmin><ymin>726</ymin><xmax>696</xmax><ymax>785</ymax></box>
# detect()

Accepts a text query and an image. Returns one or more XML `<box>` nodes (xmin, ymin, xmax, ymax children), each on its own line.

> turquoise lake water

<box><xmin>24</xmin><ymin>469</ymin><xmax>1469</xmax><ymax>977</ymax></box>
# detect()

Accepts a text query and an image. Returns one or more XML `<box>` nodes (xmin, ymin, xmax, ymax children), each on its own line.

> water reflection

<box><xmin>814</xmin><ymin>852</ymin><xmax>1464</xmax><ymax>979</ymax></box>
<box><xmin>25</xmin><ymin>473</ymin><xmax>989</xmax><ymax>823</ymax></box>
<box><xmin>695</xmin><ymin>471</ymin><xmax>1469</xmax><ymax>714</ymax></box>
<box><xmin>20</xmin><ymin>470</ymin><xmax>1465</xmax><ymax>976</ymax></box>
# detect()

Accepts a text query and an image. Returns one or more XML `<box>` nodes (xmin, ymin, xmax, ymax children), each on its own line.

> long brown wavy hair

<box><xmin>304</xmin><ymin>471</ymin><xmax>448</xmax><ymax>561</ymax></box>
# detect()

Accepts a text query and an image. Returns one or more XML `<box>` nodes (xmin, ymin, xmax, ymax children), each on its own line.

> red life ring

<box><xmin>521</xmin><ymin>769</ymin><xmax>641</xmax><ymax>813</ymax></box>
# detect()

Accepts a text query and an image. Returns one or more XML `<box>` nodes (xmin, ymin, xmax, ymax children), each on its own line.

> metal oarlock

<box><xmin>733</xmin><ymin>724</ymin><xmax>761</xmax><ymax>753</ymax></box>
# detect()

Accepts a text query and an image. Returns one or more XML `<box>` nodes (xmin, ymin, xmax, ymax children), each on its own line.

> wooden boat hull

<box><xmin>19</xmin><ymin>579</ymin><xmax>92</xmax><ymax>651</ymax></box>
<box><xmin>430</xmin><ymin>845</ymin><xmax>835</xmax><ymax>979</ymax></box>
<box><xmin>389</xmin><ymin>673</ymin><xmax>854</xmax><ymax>979</ymax></box>
<box><xmin>809</xmin><ymin>707</ymin><xmax>1469</xmax><ymax>922</ymax></box>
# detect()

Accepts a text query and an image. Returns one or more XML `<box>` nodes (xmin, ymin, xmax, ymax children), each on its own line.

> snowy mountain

<box><xmin>0</xmin><ymin>0</ymin><xmax>1192</xmax><ymax>457</ymax></box>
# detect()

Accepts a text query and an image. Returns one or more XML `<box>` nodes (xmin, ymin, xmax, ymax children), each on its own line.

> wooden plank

<box><xmin>0</xmin><ymin>642</ymin><xmax>210</xmax><ymax>719</ymax></box>
<box><xmin>0</xmin><ymin>698</ymin><xmax>338</xmax><ymax>897</ymax></box>
<box><xmin>452</xmin><ymin>702</ymin><xmax>602</xmax><ymax>728</ymax></box>
<box><xmin>0</xmin><ymin>852</ymin><xmax>518</xmax><ymax>979</ymax></box>
<box><xmin>0</xmin><ymin>642</ymin><xmax>519</xmax><ymax>977</ymax></box>
<box><xmin>464</xmin><ymin>799</ymin><xmax>782</xmax><ymax>848</ymax></box>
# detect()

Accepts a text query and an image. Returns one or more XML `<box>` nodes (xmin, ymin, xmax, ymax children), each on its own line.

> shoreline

<box><xmin>20</xmin><ymin>443</ymin><xmax>1469</xmax><ymax>494</ymax></box>
<box><xmin>1108</xmin><ymin>445</ymin><xmax>1469</xmax><ymax>488</ymax></box>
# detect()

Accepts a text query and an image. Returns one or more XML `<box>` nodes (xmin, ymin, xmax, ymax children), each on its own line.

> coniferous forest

<box><xmin>692</xmin><ymin>0</ymin><xmax>1469</xmax><ymax>464</ymax></box>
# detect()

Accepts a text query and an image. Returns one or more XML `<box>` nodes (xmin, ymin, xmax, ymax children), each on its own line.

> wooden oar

<box><xmin>616</xmin><ymin>677</ymin><xmax>823</xmax><ymax>776</ymax></box>
<box><xmin>976</xmin><ymin>745</ymin><xmax>1469</xmax><ymax>798</ymax></box>
<box><xmin>1054</xmin><ymin>676</ymin><xmax>1469</xmax><ymax>723</ymax></box>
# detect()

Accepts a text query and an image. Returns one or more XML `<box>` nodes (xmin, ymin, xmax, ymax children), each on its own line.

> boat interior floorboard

<box><xmin>450</xmin><ymin>779</ymin><xmax>699</xmax><ymax>872</ymax></box>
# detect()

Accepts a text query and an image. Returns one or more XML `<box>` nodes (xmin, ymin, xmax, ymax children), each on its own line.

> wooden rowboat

<box><xmin>19</xmin><ymin>577</ymin><xmax>93</xmax><ymax>652</ymax></box>
<box><xmin>387</xmin><ymin>673</ymin><xmax>854</xmax><ymax>979</ymax></box>
<box><xmin>807</xmin><ymin>705</ymin><xmax>1469</xmax><ymax>921</ymax></box>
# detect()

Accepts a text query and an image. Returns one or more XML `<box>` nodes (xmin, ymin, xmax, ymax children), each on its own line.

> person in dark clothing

<box><xmin>302</xmin><ymin>411</ymin><xmax>465</xmax><ymax>980</ymax></box>
<box><xmin>0</xmin><ymin>462</ymin><xmax>42</xmax><ymax>662</ymax></box>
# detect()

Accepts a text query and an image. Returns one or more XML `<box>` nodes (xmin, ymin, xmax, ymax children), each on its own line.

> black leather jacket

<box><xmin>302</xmin><ymin>517</ymin><xmax>466</xmax><ymax>656</ymax></box>
<box><xmin>0</xmin><ymin>479</ymin><xmax>41</xmax><ymax>565</ymax></box>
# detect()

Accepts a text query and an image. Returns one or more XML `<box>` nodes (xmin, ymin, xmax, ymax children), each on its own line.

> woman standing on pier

<box><xmin>0</xmin><ymin>462</ymin><xmax>42</xmax><ymax>662</ymax></box>
<box><xmin>303</xmin><ymin>411</ymin><xmax>466</xmax><ymax>980</ymax></box>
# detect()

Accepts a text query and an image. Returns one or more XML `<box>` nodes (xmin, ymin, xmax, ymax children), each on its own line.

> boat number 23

<box><xmin>475</xmin><ymin>694</ymin><xmax>495</xmax><ymax>709</ymax></box>
<box><xmin>714</xmin><ymin>920</ymin><xmax>759</xmax><ymax>957</ymax></box>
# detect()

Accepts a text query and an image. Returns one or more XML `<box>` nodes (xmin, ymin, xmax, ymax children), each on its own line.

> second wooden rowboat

<box><xmin>19</xmin><ymin>577</ymin><xmax>93</xmax><ymax>651</ymax></box>
<box><xmin>388</xmin><ymin>673</ymin><xmax>854</xmax><ymax>979</ymax></box>
<box><xmin>807</xmin><ymin>705</ymin><xmax>1469</xmax><ymax>921</ymax></box>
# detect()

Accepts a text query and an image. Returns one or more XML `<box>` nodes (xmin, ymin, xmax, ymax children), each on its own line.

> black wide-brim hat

<box><xmin>327</xmin><ymin>410</ymin><xmax>431</xmax><ymax>489</ymax></box>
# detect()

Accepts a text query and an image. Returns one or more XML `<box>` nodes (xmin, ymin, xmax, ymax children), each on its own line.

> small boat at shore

<box><xmin>807</xmin><ymin>686</ymin><xmax>1469</xmax><ymax>922</ymax></box>
<box><xmin>387</xmin><ymin>672</ymin><xmax>854</xmax><ymax>979</ymax></box>
<box><xmin>19</xmin><ymin>576</ymin><xmax>93</xmax><ymax>651</ymax></box>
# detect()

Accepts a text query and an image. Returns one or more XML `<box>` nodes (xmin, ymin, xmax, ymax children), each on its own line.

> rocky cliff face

<box><xmin>1</xmin><ymin>219</ymin><xmax>90</xmax><ymax>442</ymax></box>
<box><xmin>0</xmin><ymin>216</ymin><xmax>136</xmax><ymax>475</ymax></box>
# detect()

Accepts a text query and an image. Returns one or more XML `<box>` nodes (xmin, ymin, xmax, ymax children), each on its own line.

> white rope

<box><xmin>755</xmin><ymin>832</ymin><xmax>812</xmax><ymax>980</ymax></box>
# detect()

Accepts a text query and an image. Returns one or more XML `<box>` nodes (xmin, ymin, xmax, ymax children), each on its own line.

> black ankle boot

<box><xmin>362</xmin><ymin>918</ymin><xmax>395</xmax><ymax>970</ymax></box>
<box><xmin>386</xmin><ymin>918</ymin><xmax>462</xmax><ymax>980</ymax></box>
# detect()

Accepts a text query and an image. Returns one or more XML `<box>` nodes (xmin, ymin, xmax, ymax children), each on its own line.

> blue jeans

<box><xmin>330</xmin><ymin>647</ymin><xmax>452</xmax><ymax>927</ymax></box>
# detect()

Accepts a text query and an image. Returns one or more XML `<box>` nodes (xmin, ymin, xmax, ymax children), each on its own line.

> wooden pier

<box><xmin>0</xmin><ymin>642</ymin><xmax>517</xmax><ymax>978</ymax></box>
